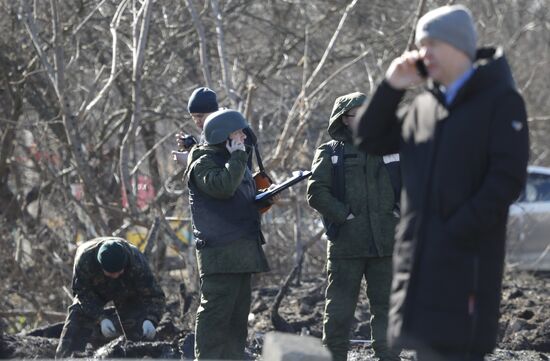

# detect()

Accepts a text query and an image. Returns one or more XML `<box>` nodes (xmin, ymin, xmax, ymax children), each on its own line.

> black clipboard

<box><xmin>255</xmin><ymin>170</ymin><xmax>312</xmax><ymax>203</ymax></box>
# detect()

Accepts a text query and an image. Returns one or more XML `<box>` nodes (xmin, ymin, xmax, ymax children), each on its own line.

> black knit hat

<box><xmin>187</xmin><ymin>87</ymin><xmax>219</xmax><ymax>114</ymax></box>
<box><xmin>97</xmin><ymin>239</ymin><xmax>128</xmax><ymax>273</ymax></box>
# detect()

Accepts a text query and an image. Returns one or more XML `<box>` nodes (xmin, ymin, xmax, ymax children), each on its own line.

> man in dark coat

<box><xmin>353</xmin><ymin>5</ymin><xmax>529</xmax><ymax>361</ymax></box>
<box><xmin>55</xmin><ymin>238</ymin><xmax>166</xmax><ymax>358</ymax></box>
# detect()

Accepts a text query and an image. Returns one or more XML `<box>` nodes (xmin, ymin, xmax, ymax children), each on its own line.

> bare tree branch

<box><xmin>120</xmin><ymin>0</ymin><xmax>154</xmax><ymax>216</ymax></box>
<box><xmin>71</xmin><ymin>0</ymin><xmax>108</xmax><ymax>36</ymax></box>
<box><xmin>131</xmin><ymin>130</ymin><xmax>177</xmax><ymax>177</ymax></box>
<box><xmin>406</xmin><ymin>0</ymin><xmax>427</xmax><ymax>51</ymax></box>
<box><xmin>185</xmin><ymin>0</ymin><xmax>213</xmax><ymax>88</ymax></box>
<box><xmin>211</xmin><ymin>0</ymin><xmax>239</xmax><ymax>108</ymax></box>
<box><xmin>21</xmin><ymin>0</ymin><xmax>109</xmax><ymax>233</ymax></box>
<box><xmin>304</xmin><ymin>0</ymin><xmax>358</xmax><ymax>90</ymax></box>
<box><xmin>308</xmin><ymin>50</ymin><xmax>370</xmax><ymax>100</ymax></box>
<box><xmin>20</xmin><ymin>0</ymin><xmax>58</xmax><ymax>97</ymax></box>
<box><xmin>268</xmin><ymin>0</ymin><xmax>358</xmax><ymax>167</ymax></box>
<box><xmin>85</xmin><ymin>0</ymin><xmax>129</xmax><ymax>112</ymax></box>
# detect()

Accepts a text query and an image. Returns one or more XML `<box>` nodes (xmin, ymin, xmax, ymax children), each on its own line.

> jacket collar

<box><xmin>425</xmin><ymin>47</ymin><xmax>515</xmax><ymax>109</ymax></box>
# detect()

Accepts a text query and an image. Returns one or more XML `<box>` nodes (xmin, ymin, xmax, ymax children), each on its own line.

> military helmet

<box><xmin>203</xmin><ymin>109</ymin><xmax>249</xmax><ymax>145</ymax></box>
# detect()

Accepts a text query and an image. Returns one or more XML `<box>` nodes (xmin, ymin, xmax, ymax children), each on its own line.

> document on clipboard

<box><xmin>255</xmin><ymin>170</ymin><xmax>312</xmax><ymax>204</ymax></box>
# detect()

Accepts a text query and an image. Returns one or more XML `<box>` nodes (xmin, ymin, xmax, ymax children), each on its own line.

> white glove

<box><xmin>346</xmin><ymin>213</ymin><xmax>355</xmax><ymax>220</ymax></box>
<box><xmin>226</xmin><ymin>139</ymin><xmax>246</xmax><ymax>153</ymax></box>
<box><xmin>100</xmin><ymin>318</ymin><xmax>117</xmax><ymax>338</ymax></box>
<box><xmin>142</xmin><ymin>319</ymin><xmax>156</xmax><ymax>340</ymax></box>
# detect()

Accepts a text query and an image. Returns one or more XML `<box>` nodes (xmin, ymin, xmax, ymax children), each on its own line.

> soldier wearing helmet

<box><xmin>185</xmin><ymin>109</ymin><xmax>269</xmax><ymax>360</ymax></box>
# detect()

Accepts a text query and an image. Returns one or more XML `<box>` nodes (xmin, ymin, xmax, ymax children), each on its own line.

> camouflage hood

<box><xmin>327</xmin><ymin>92</ymin><xmax>366</xmax><ymax>141</ymax></box>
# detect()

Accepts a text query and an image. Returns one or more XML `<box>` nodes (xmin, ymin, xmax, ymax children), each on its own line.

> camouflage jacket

<box><xmin>71</xmin><ymin>237</ymin><xmax>165</xmax><ymax>324</ymax></box>
<box><xmin>307</xmin><ymin>92</ymin><xmax>399</xmax><ymax>258</ymax></box>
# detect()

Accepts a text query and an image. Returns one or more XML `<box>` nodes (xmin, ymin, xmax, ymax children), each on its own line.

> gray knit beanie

<box><xmin>416</xmin><ymin>5</ymin><xmax>477</xmax><ymax>61</ymax></box>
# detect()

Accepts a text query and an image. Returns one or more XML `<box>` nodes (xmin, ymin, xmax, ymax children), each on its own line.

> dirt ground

<box><xmin>1</xmin><ymin>270</ymin><xmax>549</xmax><ymax>360</ymax></box>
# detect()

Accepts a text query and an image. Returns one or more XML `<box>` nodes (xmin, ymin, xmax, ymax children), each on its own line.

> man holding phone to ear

<box><xmin>354</xmin><ymin>5</ymin><xmax>529</xmax><ymax>361</ymax></box>
<box><xmin>185</xmin><ymin>109</ymin><xmax>270</xmax><ymax>360</ymax></box>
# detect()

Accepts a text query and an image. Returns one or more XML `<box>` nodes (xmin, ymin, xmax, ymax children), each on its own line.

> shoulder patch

<box><xmin>383</xmin><ymin>153</ymin><xmax>400</xmax><ymax>164</ymax></box>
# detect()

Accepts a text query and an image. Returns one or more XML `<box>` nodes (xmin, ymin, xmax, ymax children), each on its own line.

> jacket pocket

<box><xmin>338</xmin><ymin>214</ymin><xmax>363</xmax><ymax>239</ymax></box>
<box><xmin>330</xmin><ymin>215</ymin><xmax>366</xmax><ymax>257</ymax></box>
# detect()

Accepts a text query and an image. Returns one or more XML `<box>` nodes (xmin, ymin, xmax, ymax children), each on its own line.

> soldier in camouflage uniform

<box><xmin>185</xmin><ymin>109</ymin><xmax>269</xmax><ymax>360</ymax></box>
<box><xmin>55</xmin><ymin>237</ymin><xmax>165</xmax><ymax>358</ymax></box>
<box><xmin>307</xmin><ymin>92</ymin><xmax>401</xmax><ymax>361</ymax></box>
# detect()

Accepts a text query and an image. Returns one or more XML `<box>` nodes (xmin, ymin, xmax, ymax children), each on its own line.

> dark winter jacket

<box><xmin>186</xmin><ymin>144</ymin><xmax>269</xmax><ymax>276</ymax></box>
<box><xmin>307</xmin><ymin>92</ymin><xmax>400</xmax><ymax>259</ymax></box>
<box><xmin>354</xmin><ymin>47</ymin><xmax>529</xmax><ymax>354</ymax></box>
<box><xmin>187</xmin><ymin>147</ymin><xmax>261</xmax><ymax>248</ymax></box>
<box><xmin>71</xmin><ymin>237</ymin><xmax>166</xmax><ymax>325</ymax></box>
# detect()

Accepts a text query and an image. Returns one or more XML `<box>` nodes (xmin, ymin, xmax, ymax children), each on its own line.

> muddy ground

<box><xmin>1</xmin><ymin>270</ymin><xmax>549</xmax><ymax>360</ymax></box>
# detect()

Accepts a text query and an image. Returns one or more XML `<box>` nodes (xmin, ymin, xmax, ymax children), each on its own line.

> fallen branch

<box><xmin>270</xmin><ymin>229</ymin><xmax>325</xmax><ymax>332</ymax></box>
<box><xmin>270</xmin><ymin>255</ymin><xmax>302</xmax><ymax>333</ymax></box>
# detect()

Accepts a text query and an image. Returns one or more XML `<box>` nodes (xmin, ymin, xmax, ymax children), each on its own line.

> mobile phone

<box><xmin>415</xmin><ymin>59</ymin><xmax>428</xmax><ymax>78</ymax></box>
<box><xmin>178</xmin><ymin>134</ymin><xmax>197</xmax><ymax>151</ymax></box>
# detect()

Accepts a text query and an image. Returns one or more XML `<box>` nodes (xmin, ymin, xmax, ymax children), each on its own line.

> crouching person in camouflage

<box><xmin>185</xmin><ymin>109</ymin><xmax>269</xmax><ymax>360</ymax></box>
<box><xmin>55</xmin><ymin>237</ymin><xmax>166</xmax><ymax>358</ymax></box>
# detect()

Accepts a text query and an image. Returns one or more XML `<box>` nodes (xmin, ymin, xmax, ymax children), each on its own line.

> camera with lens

<box><xmin>178</xmin><ymin>134</ymin><xmax>198</xmax><ymax>151</ymax></box>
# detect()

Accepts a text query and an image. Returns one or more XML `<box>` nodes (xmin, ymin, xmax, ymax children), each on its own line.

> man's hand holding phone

<box><xmin>226</xmin><ymin>138</ymin><xmax>246</xmax><ymax>153</ymax></box>
<box><xmin>176</xmin><ymin>132</ymin><xmax>197</xmax><ymax>151</ymax></box>
<box><xmin>385</xmin><ymin>50</ymin><xmax>427</xmax><ymax>90</ymax></box>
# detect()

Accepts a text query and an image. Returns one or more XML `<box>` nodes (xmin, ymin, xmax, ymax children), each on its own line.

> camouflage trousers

<box><xmin>195</xmin><ymin>273</ymin><xmax>252</xmax><ymax>360</ymax></box>
<box><xmin>55</xmin><ymin>300</ymin><xmax>147</xmax><ymax>358</ymax></box>
<box><xmin>323</xmin><ymin>256</ymin><xmax>401</xmax><ymax>361</ymax></box>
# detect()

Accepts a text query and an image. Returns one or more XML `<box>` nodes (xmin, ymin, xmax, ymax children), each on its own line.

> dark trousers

<box><xmin>194</xmin><ymin>273</ymin><xmax>252</xmax><ymax>360</ymax></box>
<box><xmin>416</xmin><ymin>348</ymin><xmax>485</xmax><ymax>361</ymax></box>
